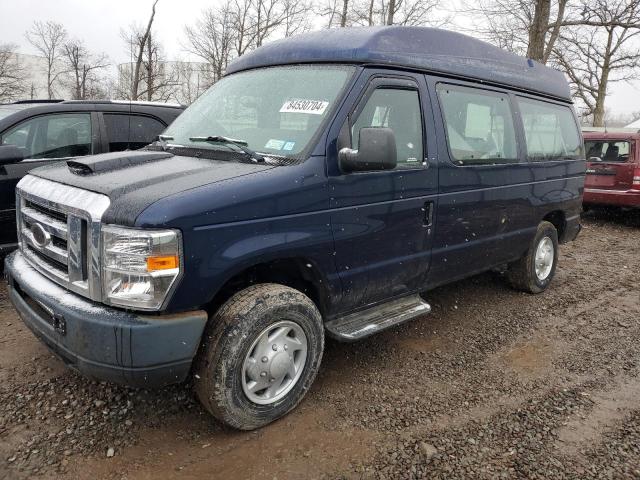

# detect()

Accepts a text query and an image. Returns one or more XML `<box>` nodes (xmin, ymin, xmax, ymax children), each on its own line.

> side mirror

<box><xmin>339</xmin><ymin>127</ymin><xmax>397</xmax><ymax>173</ymax></box>
<box><xmin>588</xmin><ymin>156</ymin><xmax>602</xmax><ymax>162</ymax></box>
<box><xmin>0</xmin><ymin>145</ymin><xmax>26</xmax><ymax>166</ymax></box>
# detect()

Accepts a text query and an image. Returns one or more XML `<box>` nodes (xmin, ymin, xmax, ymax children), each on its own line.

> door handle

<box><xmin>423</xmin><ymin>201</ymin><xmax>434</xmax><ymax>227</ymax></box>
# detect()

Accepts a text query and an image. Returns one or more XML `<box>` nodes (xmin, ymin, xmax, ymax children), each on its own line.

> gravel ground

<box><xmin>0</xmin><ymin>208</ymin><xmax>639</xmax><ymax>479</ymax></box>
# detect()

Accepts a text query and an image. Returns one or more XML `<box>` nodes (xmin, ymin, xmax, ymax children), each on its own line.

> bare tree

<box><xmin>184</xmin><ymin>2</ymin><xmax>236</xmax><ymax>81</ymax></box>
<box><xmin>341</xmin><ymin>0</ymin><xmax>350</xmax><ymax>26</ymax></box>
<box><xmin>243</xmin><ymin>0</ymin><xmax>312</xmax><ymax>48</ymax></box>
<box><xmin>0</xmin><ymin>44</ymin><xmax>26</xmax><ymax>102</ymax></box>
<box><xmin>185</xmin><ymin>0</ymin><xmax>313</xmax><ymax>82</ymax></box>
<box><xmin>25</xmin><ymin>21</ymin><xmax>68</xmax><ymax>99</ymax></box>
<box><xmin>459</xmin><ymin>0</ymin><xmax>572</xmax><ymax>62</ymax></box>
<box><xmin>126</xmin><ymin>0</ymin><xmax>158</xmax><ymax>100</ymax></box>
<box><xmin>328</xmin><ymin>0</ymin><xmax>447</xmax><ymax>28</ymax></box>
<box><xmin>282</xmin><ymin>0</ymin><xmax>314</xmax><ymax>36</ymax></box>
<box><xmin>383</xmin><ymin>0</ymin><xmax>446</xmax><ymax>25</ymax></box>
<box><xmin>63</xmin><ymin>39</ymin><xmax>109</xmax><ymax>100</ymax></box>
<box><xmin>119</xmin><ymin>1</ymin><xmax>179</xmax><ymax>101</ymax></box>
<box><xmin>555</xmin><ymin>0</ymin><xmax>640</xmax><ymax>126</ymax></box>
<box><xmin>171</xmin><ymin>61</ymin><xmax>216</xmax><ymax>105</ymax></box>
<box><xmin>317</xmin><ymin>0</ymin><xmax>351</xmax><ymax>27</ymax></box>
<box><xmin>118</xmin><ymin>33</ymin><xmax>179</xmax><ymax>102</ymax></box>
<box><xmin>526</xmin><ymin>0</ymin><xmax>569</xmax><ymax>61</ymax></box>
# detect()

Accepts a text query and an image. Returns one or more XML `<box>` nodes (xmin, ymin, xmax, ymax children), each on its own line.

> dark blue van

<box><xmin>4</xmin><ymin>26</ymin><xmax>585</xmax><ymax>430</ymax></box>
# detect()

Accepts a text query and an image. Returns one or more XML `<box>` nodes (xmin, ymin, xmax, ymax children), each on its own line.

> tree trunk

<box><xmin>593</xmin><ymin>30</ymin><xmax>614</xmax><ymax>127</ymax></box>
<box><xmin>592</xmin><ymin>78</ymin><xmax>608</xmax><ymax>127</ymax></box>
<box><xmin>526</xmin><ymin>0</ymin><xmax>551</xmax><ymax>62</ymax></box>
<box><xmin>146</xmin><ymin>33</ymin><xmax>154</xmax><ymax>101</ymax></box>
<box><xmin>340</xmin><ymin>0</ymin><xmax>348</xmax><ymax>27</ymax></box>
<box><xmin>132</xmin><ymin>0</ymin><xmax>158</xmax><ymax>100</ymax></box>
<box><xmin>81</xmin><ymin>65</ymin><xmax>88</xmax><ymax>100</ymax></box>
<box><xmin>256</xmin><ymin>1</ymin><xmax>263</xmax><ymax>47</ymax></box>
<box><xmin>74</xmin><ymin>60</ymin><xmax>82</xmax><ymax>100</ymax></box>
<box><xmin>542</xmin><ymin>0</ymin><xmax>567</xmax><ymax>64</ymax></box>
<box><xmin>368</xmin><ymin>0</ymin><xmax>374</xmax><ymax>25</ymax></box>
<box><xmin>386</xmin><ymin>0</ymin><xmax>396</xmax><ymax>25</ymax></box>
<box><xmin>47</xmin><ymin>66</ymin><xmax>53</xmax><ymax>99</ymax></box>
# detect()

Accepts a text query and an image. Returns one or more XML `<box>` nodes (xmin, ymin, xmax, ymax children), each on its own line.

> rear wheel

<box><xmin>507</xmin><ymin>221</ymin><xmax>558</xmax><ymax>294</ymax></box>
<box><xmin>194</xmin><ymin>283</ymin><xmax>324</xmax><ymax>430</ymax></box>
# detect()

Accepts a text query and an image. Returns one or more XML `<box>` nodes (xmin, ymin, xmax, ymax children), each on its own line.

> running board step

<box><xmin>325</xmin><ymin>294</ymin><xmax>431</xmax><ymax>342</ymax></box>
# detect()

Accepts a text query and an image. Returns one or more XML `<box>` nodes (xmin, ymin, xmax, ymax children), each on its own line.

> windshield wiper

<box><xmin>189</xmin><ymin>135</ymin><xmax>265</xmax><ymax>162</ymax></box>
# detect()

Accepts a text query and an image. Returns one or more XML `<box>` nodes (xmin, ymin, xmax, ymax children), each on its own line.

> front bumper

<box><xmin>584</xmin><ymin>188</ymin><xmax>640</xmax><ymax>208</ymax></box>
<box><xmin>4</xmin><ymin>251</ymin><xmax>208</xmax><ymax>388</ymax></box>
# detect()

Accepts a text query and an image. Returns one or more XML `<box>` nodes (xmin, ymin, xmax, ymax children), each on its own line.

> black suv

<box><xmin>0</xmin><ymin>100</ymin><xmax>184</xmax><ymax>254</ymax></box>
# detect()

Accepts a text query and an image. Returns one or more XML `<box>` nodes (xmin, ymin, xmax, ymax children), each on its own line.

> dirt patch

<box><xmin>500</xmin><ymin>338</ymin><xmax>555</xmax><ymax>379</ymax></box>
<box><xmin>557</xmin><ymin>375</ymin><xmax>640</xmax><ymax>456</ymax></box>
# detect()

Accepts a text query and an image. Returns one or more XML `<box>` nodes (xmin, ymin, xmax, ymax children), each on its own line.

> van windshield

<box><xmin>163</xmin><ymin>65</ymin><xmax>354</xmax><ymax>158</ymax></box>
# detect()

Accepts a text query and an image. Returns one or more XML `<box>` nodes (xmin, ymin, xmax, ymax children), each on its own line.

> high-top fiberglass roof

<box><xmin>227</xmin><ymin>26</ymin><xmax>571</xmax><ymax>102</ymax></box>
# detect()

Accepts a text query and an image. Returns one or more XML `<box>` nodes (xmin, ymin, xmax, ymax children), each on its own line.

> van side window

<box><xmin>517</xmin><ymin>98</ymin><xmax>583</xmax><ymax>161</ymax></box>
<box><xmin>352</xmin><ymin>88</ymin><xmax>423</xmax><ymax>169</ymax></box>
<box><xmin>437</xmin><ymin>84</ymin><xmax>518</xmax><ymax>166</ymax></box>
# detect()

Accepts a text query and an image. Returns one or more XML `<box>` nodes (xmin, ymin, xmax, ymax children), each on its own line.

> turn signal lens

<box><xmin>147</xmin><ymin>255</ymin><xmax>179</xmax><ymax>271</ymax></box>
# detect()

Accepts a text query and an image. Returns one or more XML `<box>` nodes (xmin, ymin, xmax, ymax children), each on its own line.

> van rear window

<box><xmin>437</xmin><ymin>84</ymin><xmax>518</xmax><ymax>166</ymax></box>
<box><xmin>517</xmin><ymin>98</ymin><xmax>583</xmax><ymax>162</ymax></box>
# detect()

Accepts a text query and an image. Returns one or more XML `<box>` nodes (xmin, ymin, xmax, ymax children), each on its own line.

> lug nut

<box><xmin>284</xmin><ymin>345</ymin><xmax>288</xmax><ymax>351</ymax></box>
<box><xmin>261</xmin><ymin>356</ymin><xmax>268</xmax><ymax>363</ymax></box>
<box><xmin>272</xmin><ymin>344</ymin><xmax>278</xmax><ymax>351</ymax></box>
<box><xmin>260</xmin><ymin>372</ymin><xmax>267</xmax><ymax>377</ymax></box>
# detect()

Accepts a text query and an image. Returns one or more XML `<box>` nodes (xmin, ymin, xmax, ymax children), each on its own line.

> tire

<box><xmin>194</xmin><ymin>283</ymin><xmax>324</xmax><ymax>430</ymax></box>
<box><xmin>507</xmin><ymin>221</ymin><xmax>559</xmax><ymax>294</ymax></box>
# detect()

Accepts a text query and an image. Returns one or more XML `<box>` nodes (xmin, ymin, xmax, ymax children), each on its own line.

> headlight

<box><xmin>101</xmin><ymin>225</ymin><xmax>182</xmax><ymax>310</ymax></box>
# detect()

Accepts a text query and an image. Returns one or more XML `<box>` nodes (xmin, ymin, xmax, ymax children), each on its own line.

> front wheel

<box><xmin>194</xmin><ymin>283</ymin><xmax>324</xmax><ymax>430</ymax></box>
<box><xmin>507</xmin><ymin>221</ymin><xmax>559</xmax><ymax>294</ymax></box>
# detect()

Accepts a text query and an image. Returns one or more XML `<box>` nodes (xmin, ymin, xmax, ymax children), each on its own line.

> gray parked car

<box><xmin>0</xmin><ymin>100</ymin><xmax>184</xmax><ymax>254</ymax></box>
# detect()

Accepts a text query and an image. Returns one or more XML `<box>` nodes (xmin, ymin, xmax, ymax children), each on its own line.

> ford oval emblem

<box><xmin>31</xmin><ymin>223</ymin><xmax>51</xmax><ymax>249</ymax></box>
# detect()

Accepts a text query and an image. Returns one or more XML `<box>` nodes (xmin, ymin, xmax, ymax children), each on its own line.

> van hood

<box><xmin>29</xmin><ymin>150</ymin><xmax>275</xmax><ymax>225</ymax></box>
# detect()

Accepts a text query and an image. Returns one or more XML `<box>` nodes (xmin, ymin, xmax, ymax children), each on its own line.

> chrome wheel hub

<box><xmin>242</xmin><ymin>320</ymin><xmax>308</xmax><ymax>405</ymax></box>
<box><xmin>535</xmin><ymin>236</ymin><xmax>554</xmax><ymax>281</ymax></box>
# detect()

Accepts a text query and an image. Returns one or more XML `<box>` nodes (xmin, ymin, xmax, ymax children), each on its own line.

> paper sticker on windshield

<box><xmin>283</xmin><ymin>142</ymin><xmax>295</xmax><ymax>151</ymax></box>
<box><xmin>265</xmin><ymin>139</ymin><xmax>285</xmax><ymax>150</ymax></box>
<box><xmin>280</xmin><ymin>99</ymin><xmax>329</xmax><ymax>115</ymax></box>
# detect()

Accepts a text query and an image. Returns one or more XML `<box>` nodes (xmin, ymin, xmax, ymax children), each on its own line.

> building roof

<box><xmin>583</xmin><ymin>127</ymin><xmax>640</xmax><ymax>139</ymax></box>
<box><xmin>226</xmin><ymin>26</ymin><xmax>571</xmax><ymax>102</ymax></box>
<box><xmin>625</xmin><ymin>118</ymin><xmax>640</xmax><ymax>128</ymax></box>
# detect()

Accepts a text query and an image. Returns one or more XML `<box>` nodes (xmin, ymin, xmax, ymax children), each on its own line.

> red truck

<box><xmin>583</xmin><ymin>129</ymin><xmax>640</xmax><ymax>208</ymax></box>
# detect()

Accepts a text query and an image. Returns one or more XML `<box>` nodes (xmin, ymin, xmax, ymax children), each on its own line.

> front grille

<box><xmin>16</xmin><ymin>175</ymin><xmax>110</xmax><ymax>302</ymax></box>
<box><xmin>24</xmin><ymin>199</ymin><xmax>68</xmax><ymax>222</ymax></box>
<box><xmin>21</xmin><ymin>200</ymin><xmax>70</xmax><ymax>276</ymax></box>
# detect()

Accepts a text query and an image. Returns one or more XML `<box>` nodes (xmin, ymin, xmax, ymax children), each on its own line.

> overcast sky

<box><xmin>3</xmin><ymin>0</ymin><xmax>640</xmax><ymax>117</ymax></box>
